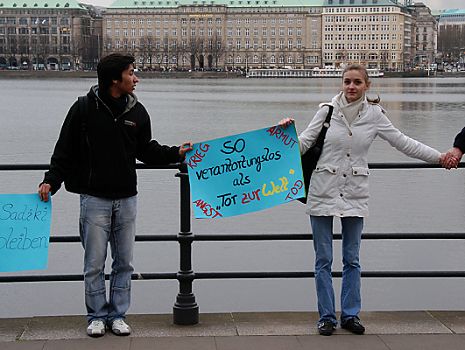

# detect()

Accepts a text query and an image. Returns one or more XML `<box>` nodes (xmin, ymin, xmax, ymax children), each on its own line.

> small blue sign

<box><xmin>0</xmin><ymin>194</ymin><xmax>52</xmax><ymax>272</ymax></box>
<box><xmin>185</xmin><ymin>125</ymin><xmax>305</xmax><ymax>218</ymax></box>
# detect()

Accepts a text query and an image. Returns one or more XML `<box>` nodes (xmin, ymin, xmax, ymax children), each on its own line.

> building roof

<box><xmin>440</xmin><ymin>8</ymin><xmax>465</xmax><ymax>16</ymax></box>
<box><xmin>0</xmin><ymin>0</ymin><xmax>84</xmax><ymax>9</ymax></box>
<box><xmin>323</xmin><ymin>0</ymin><xmax>401</xmax><ymax>6</ymax></box>
<box><xmin>109</xmin><ymin>0</ymin><xmax>323</xmax><ymax>9</ymax></box>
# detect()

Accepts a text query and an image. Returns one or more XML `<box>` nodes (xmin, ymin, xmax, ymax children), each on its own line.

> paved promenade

<box><xmin>2</xmin><ymin>311</ymin><xmax>465</xmax><ymax>349</ymax></box>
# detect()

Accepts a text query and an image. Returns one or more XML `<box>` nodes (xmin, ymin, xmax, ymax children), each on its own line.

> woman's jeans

<box><xmin>79</xmin><ymin>194</ymin><xmax>137</xmax><ymax>324</ymax></box>
<box><xmin>310</xmin><ymin>215</ymin><xmax>363</xmax><ymax>325</ymax></box>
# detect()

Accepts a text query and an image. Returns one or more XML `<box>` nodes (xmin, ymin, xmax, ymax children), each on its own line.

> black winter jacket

<box><xmin>453</xmin><ymin>126</ymin><xmax>465</xmax><ymax>153</ymax></box>
<box><xmin>43</xmin><ymin>85</ymin><xmax>181</xmax><ymax>199</ymax></box>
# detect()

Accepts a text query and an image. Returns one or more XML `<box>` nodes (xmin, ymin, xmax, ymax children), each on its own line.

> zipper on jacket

<box><xmin>85</xmin><ymin>97</ymin><xmax>97</xmax><ymax>188</ymax></box>
<box><xmin>86</xmin><ymin>133</ymin><xmax>93</xmax><ymax>188</ymax></box>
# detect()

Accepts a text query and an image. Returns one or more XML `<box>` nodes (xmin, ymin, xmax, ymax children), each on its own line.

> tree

<box><xmin>189</xmin><ymin>37</ymin><xmax>205</xmax><ymax>70</ymax></box>
<box><xmin>207</xmin><ymin>33</ymin><xmax>225</xmax><ymax>69</ymax></box>
<box><xmin>138</xmin><ymin>36</ymin><xmax>151</xmax><ymax>70</ymax></box>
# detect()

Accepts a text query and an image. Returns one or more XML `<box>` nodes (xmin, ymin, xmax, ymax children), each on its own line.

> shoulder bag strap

<box><xmin>313</xmin><ymin>104</ymin><xmax>334</xmax><ymax>147</ymax></box>
<box><xmin>77</xmin><ymin>95</ymin><xmax>89</xmax><ymax>133</ymax></box>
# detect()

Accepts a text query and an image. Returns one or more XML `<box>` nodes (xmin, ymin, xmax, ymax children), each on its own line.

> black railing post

<box><xmin>173</xmin><ymin>163</ymin><xmax>199</xmax><ymax>325</ymax></box>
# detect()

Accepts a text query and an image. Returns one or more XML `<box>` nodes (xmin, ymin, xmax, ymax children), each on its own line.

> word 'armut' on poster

<box><xmin>185</xmin><ymin>125</ymin><xmax>305</xmax><ymax>219</ymax></box>
<box><xmin>0</xmin><ymin>194</ymin><xmax>52</xmax><ymax>272</ymax></box>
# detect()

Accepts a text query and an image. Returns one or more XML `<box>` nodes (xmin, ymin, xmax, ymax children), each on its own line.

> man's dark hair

<box><xmin>97</xmin><ymin>54</ymin><xmax>135</xmax><ymax>92</ymax></box>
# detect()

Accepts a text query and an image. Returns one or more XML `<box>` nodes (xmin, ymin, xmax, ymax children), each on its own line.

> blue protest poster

<box><xmin>0</xmin><ymin>194</ymin><xmax>52</xmax><ymax>272</ymax></box>
<box><xmin>185</xmin><ymin>124</ymin><xmax>305</xmax><ymax>218</ymax></box>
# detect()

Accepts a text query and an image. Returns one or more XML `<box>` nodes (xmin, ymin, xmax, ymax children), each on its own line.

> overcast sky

<box><xmin>90</xmin><ymin>0</ymin><xmax>464</xmax><ymax>10</ymax></box>
<box><xmin>421</xmin><ymin>0</ymin><xmax>464</xmax><ymax>10</ymax></box>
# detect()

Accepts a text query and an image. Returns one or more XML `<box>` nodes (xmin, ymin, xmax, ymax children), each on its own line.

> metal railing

<box><xmin>0</xmin><ymin>162</ymin><xmax>464</xmax><ymax>325</ymax></box>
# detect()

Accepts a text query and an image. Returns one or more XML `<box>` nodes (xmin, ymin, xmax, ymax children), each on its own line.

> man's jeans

<box><xmin>310</xmin><ymin>215</ymin><xmax>363</xmax><ymax>325</ymax></box>
<box><xmin>79</xmin><ymin>194</ymin><xmax>137</xmax><ymax>323</ymax></box>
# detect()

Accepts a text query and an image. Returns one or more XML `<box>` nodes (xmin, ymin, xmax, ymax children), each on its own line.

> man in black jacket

<box><xmin>38</xmin><ymin>54</ymin><xmax>192</xmax><ymax>337</ymax></box>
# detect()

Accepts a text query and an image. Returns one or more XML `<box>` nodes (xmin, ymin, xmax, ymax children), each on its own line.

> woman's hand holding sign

<box><xmin>278</xmin><ymin>118</ymin><xmax>295</xmax><ymax>129</ymax></box>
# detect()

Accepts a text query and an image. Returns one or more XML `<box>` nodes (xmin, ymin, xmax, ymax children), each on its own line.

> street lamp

<box><xmin>34</xmin><ymin>18</ymin><xmax>47</xmax><ymax>70</ymax></box>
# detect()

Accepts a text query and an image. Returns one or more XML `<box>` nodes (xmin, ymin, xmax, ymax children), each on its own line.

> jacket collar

<box><xmin>319</xmin><ymin>92</ymin><xmax>371</xmax><ymax>114</ymax></box>
<box><xmin>90</xmin><ymin>85</ymin><xmax>138</xmax><ymax>116</ymax></box>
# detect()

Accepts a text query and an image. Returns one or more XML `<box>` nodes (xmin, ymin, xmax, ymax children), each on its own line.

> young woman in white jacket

<box><xmin>280</xmin><ymin>64</ymin><xmax>445</xmax><ymax>336</ymax></box>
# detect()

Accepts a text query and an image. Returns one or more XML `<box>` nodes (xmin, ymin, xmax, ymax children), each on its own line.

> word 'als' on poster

<box><xmin>185</xmin><ymin>124</ymin><xmax>305</xmax><ymax>219</ymax></box>
<box><xmin>0</xmin><ymin>194</ymin><xmax>52</xmax><ymax>272</ymax></box>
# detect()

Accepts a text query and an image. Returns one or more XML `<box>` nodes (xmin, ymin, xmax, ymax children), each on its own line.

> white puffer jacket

<box><xmin>299</xmin><ymin>92</ymin><xmax>440</xmax><ymax>217</ymax></box>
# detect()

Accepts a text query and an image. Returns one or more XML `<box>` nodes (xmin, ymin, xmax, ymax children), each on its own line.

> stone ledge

<box><xmin>1</xmin><ymin>311</ymin><xmax>464</xmax><ymax>343</ymax></box>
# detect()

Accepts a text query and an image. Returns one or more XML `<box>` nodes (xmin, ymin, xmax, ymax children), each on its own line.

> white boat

<box><xmin>312</xmin><ymin>66</ymin><xmax>384</xmax><ymax>78</ymax></box>
<box><xmin>246</xmin><ymin>68</ymin><xmax>313</xmax><ymax>78</ymax></box>
<box><xmin>246</xmin><ymin>67</ymin><xmax>384</xmax><ymax>78</ymax></box>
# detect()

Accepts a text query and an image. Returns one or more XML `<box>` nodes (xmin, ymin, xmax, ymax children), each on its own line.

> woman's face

<box><xmin>342</xmin><ymin>69</ymin><xmax>370</xmax><ymax>103</ymax></box>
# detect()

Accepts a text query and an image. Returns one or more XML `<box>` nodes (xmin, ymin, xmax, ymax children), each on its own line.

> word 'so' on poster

<box><xmin>0</xmin><ymin>194</ymin><xmax>52</xmax><ymax>272</ymax></box>
<box><xmin>185</xmin><ymin>125</ymin><xmax>305</xmax><ymax>219</ymax></box>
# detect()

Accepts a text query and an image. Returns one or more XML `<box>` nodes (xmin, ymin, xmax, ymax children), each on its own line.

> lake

<box><xmin>1</xmin><ymin>76</ymin><xmax>465</xmax><ymax>317</ymax></box>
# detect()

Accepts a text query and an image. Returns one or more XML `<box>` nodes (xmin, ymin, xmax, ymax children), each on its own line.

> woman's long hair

<box><xmin>342</xmin><ymin>64</ymin><xmax>381</xmax><ymax>104</ymax></box>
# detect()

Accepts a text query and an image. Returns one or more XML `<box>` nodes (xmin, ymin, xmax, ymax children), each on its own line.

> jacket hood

<box><xmin>89</xmin><ymin>84</ymin><xmax>138</xmax><ymax>115</ymax></box>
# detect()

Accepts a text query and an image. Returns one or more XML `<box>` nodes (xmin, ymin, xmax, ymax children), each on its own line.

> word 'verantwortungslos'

<box><xmin>195</xmin><ymin>148</ymin><xmax>281</xmax><ymax>181</ymax></box>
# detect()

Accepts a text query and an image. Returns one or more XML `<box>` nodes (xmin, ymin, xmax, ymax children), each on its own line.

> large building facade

<box><xmin>437</xmin><ymin>9</ymin><xmax>465</xmax><ymax>64</ymax></box>
<box><xmin>0</xmin><ymin>0</ymin><xmax>101</xmax><ymax>70</ymax></box>
<box><xmin>102</xmin><ymin>0</ymin><xmax>430</xmax><ymax>71</ymax></box>
<box><xmin>321</xmin><ymin>0</ymin><xmax>411</xmax><ymax>71</ymax></box>
<box><xmin>103</xmin><ymin>0</ymin><xmax>323</xmax><ymax>71</ymax></box>
<box><xmin>408</xmin><ymin>2</ymin><xmax>437</xmax><ymax>69</ymax></box>
<box><xmin>1</xmin><ymin>0</ymin><xmax>444</xmax><ymax>71</ymax></box>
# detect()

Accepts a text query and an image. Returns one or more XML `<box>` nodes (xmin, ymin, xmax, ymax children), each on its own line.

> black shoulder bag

<box><xmin>298</xmin><ymin>105</ymin><xmax>334</xmax><ymax>204</ymax></box>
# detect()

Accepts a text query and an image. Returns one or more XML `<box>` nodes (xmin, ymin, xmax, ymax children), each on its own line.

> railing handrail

<box><xmin>1</xmin><ymin>161</ymin><xmax>464</xmax><ymax>171</ymax></box>
<box><xmin>44</xmin><ymin>232</ymin><xmax>465</xmax><ymax>243</ymax></box>
<box><xmin>1</xmin><ymin>161</ymin><xmax>464</xmax><ymax>325</ymax></box>
<box><xmin>0</xmin><ymin>163</ymin><xmax>182</xmax><ymax>171</ymax></box>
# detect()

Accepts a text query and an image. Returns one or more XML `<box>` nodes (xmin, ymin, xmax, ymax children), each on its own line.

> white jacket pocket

<box><xmin>310</xmin><ymin>164</ymin><xmax>339</xmax><ymax>198</ymax></box>
<box><xmin>346</xmin><ymin>166</ymin><xmax>370</xmax><ymax>199</ymax></box>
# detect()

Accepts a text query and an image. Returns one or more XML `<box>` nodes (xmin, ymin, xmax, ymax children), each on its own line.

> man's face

<box><xmin>113</xmin><ymin>64</ymin><xmax>139</xmax><ymax>96</ymax></box>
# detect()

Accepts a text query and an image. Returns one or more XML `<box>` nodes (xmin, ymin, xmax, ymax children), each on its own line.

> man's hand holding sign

<box><xmin>185</xmin><ymin>124</ymin><xmax>305</xmax><ymax>218</ymax></box>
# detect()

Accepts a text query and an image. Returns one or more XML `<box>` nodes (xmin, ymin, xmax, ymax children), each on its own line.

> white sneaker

<box><xmin>87</xmin><ymin>320</ymin><xmax>106</xmax><ymax>337</ymax></box>
<box><xmin>111</xmin><ymin>319</ymin><xmax>131</xmax><ymax>336</ymax></box>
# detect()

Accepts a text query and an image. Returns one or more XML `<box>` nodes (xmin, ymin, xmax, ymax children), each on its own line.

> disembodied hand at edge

<box><xmin>278</xmin><ymin>118</ymin><xmax>295</xmax><ymax>129</ymax></box>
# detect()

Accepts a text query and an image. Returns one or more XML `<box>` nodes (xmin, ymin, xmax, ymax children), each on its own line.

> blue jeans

<box><xmin>79</xmin><ymin>194</ymin><xmax>137</xmax><ymax>324</ymax></box>
<box><xmin>310</xmin><ymin>215</ymin><xmax>363</xmax><ymax>325</ymax></box>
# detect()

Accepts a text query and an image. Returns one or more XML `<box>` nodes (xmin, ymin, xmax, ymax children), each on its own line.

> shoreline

<box><xmin>0</xmin><ymin>70</ymin><xmax>244</xmax><ymax>79</ymax></box>
<box><xmin>1</xmin><ymin>70</ymin><xmax>464</xmax><ymax>79</ymax></box>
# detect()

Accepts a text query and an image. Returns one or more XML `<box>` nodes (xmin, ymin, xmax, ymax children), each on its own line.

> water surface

<box><xmin>1</xmin><ymin>77</ymin><xmax>465</xmax><ymax>317</ymax></box>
